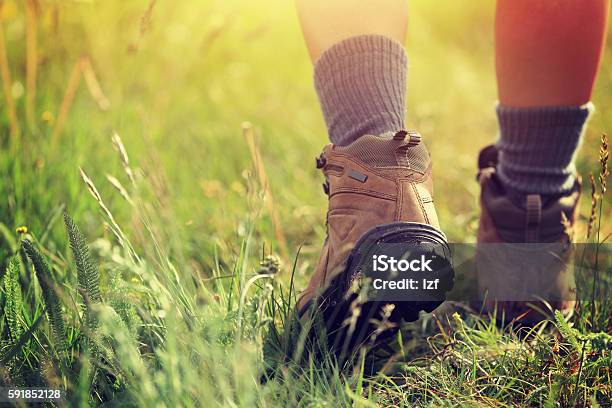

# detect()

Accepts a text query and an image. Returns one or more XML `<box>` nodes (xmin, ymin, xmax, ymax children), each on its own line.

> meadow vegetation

<box><xmin>1</xmin><ymin>0</ymin><xmax>611</xmax><ymax>406</ymax></box>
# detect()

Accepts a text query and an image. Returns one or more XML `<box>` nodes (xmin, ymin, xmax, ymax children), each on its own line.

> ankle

<box><xmin>496</xmin><ymin>103</ymin><xmax>593</xmax><ymax>196</ymax></box>
<box><xmin>314</xmin><ymin>35</ymin><xmax>408</xmax><ymax>146</ymax></box>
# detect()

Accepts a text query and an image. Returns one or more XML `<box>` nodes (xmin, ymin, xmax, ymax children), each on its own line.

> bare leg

<box><xmin>496</xmin><ymin>0</ymin><xmax>609</xmax><ymax>107</ymax></box>
<box><xmin>296</xmin><ymin>0</ymin><xmax>408</xmax><ymax>62</ymax></box>
<box><xmin>493</xmin><ymin>0</ymin><xmax>609</xmax><ymax>196</ymax></box>
<box><xmin>295</xmin><ymin>0</ymin><xmax>416</xmax><ymax>147</ymax></box>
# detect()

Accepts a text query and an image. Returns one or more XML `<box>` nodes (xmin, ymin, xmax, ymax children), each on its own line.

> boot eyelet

<box><xmin>393</xmin><ymin>130</ymin><xmax>421</xmax><ymax>146</ymax></box>
<box><xmin>322</xmin><ymin>181</ymin><xmax>330</xmax><ymax>195</ymax></box>
<box><xmin>315</xmin><ymin>154</ymin><xmax>327</xmax><ymax>169</ymax></box>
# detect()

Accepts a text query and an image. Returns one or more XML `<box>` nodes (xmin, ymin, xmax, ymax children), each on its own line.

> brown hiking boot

<box><xmin>298</xmin><ymin>130</ymin><xmax>452</xmax><ymax>357</ymax></box>
<box><xmin>476</xmin><ymin>145</ymin><xmax>578</xmax><ymax>324</ymax></box>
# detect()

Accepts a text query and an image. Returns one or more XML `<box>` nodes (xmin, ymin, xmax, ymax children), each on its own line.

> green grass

<box><xmin>1</xmin><ymin>0</ymin><xmax>611</xmax><ymax>406</ymax></box>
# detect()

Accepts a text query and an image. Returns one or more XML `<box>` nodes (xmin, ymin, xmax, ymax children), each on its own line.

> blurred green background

<box><xmin>1</xmin><ymin>2</ymin><xmax>611</xmax><ymax>405</ymax></box>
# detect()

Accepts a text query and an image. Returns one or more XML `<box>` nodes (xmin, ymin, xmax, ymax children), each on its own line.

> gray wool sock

<box><xmin>496</xmin><ymin>103</ymin><xmax>593</xmax><ymax>196</ymax></box>
<box><xmin>314</xmin><ymin>35</ymin><xmax>425</xmax><ymax>160</ymax></box>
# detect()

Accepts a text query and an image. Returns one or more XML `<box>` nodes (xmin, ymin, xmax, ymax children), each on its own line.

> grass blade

<box><xmin>21</xmin><ymin>238</ymin><xmax>66</xmax><ymax>350</ymax></box>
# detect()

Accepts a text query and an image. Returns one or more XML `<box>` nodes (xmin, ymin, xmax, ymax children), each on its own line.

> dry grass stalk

<box><xmin>51</xmin><ymin>57</ymin><xmax>83</xmax><ymax>149</ymax></box>
<box><xmin>79</xmin><ymin>166</ymin><xmax>103</xmax><ymax>203</ymax></box>
<box><xmin>140</xmin><ymin>0</ymin><xmax>157</xmax><ymax>36</ymax></box>
<box><xmin>79</xmin><ymin>166</ymin><xmax>139</xmax><ymax>263</ymax></box>
<box><xmin>106</xmin><ymin>174</ymin><xmax>134</xmax><ymax>206</ymax></box>
<box><xmin>586</xmin><ymin>173</ymin><xmax>597</xmax><ymax>240</ymax></box>
<box><xmin>111</xmin><ymin>131</ymin><xmax>135</xmax><ymax>185</ymax></box>
<box><xmin>129</xmin><ymin>0</ymin><xmax>157</xmax><ymax>52</ymax></box>
<box><xmin>599</xmin><ymin>134</ymin><xmax>608</xmax><ymax>196</ymax></box>
<box><xmin>0</xmin><ymin>18</ymin><xmax>20</xmax><ymax>143</ymax></box>
<box><xmin>242</xmin><ymin>122</ymin><xmax>288</xmax><ymax>260</ymax></box>
<box><xmin>25</xmin><ymin>0</ymin><xmax>37</xmax><ymax>128</ymax></box>
<box><xmin>81</xmin><ymin>58</ymin><xmax>110</xmax><ymax>111</ymax></box>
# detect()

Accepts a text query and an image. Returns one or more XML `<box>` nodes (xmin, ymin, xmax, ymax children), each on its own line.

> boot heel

<box><xmin>312</xmin><ymin>222</ymin><xmax>454</xmax><ymax>359</ymax></box>
<box><xmin>346</xmin><ymin>222</ymin><xmax>454</xmax><ymax>319</ymax></box>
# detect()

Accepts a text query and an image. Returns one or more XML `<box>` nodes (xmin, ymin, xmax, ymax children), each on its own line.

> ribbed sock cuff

<box><xmin>496</xmin><ymin>103</ymin><xmax>593</xmax><ymax>195</ymax></box>
<box><xmin>314</xmin><ymin>35</ymin><xmax>407</xmax><ymax>146</ymax></box>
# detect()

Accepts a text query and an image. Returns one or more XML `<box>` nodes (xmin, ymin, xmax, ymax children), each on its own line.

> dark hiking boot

<box><xmin>476</xmin><ymin>145</ymin><xmax>578</xmax><ymax>324</ymax></box>
<box><xmin>297</xmin><ymin>131</ymin><xmax>452</xmax><ymax>360</ymax></box>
